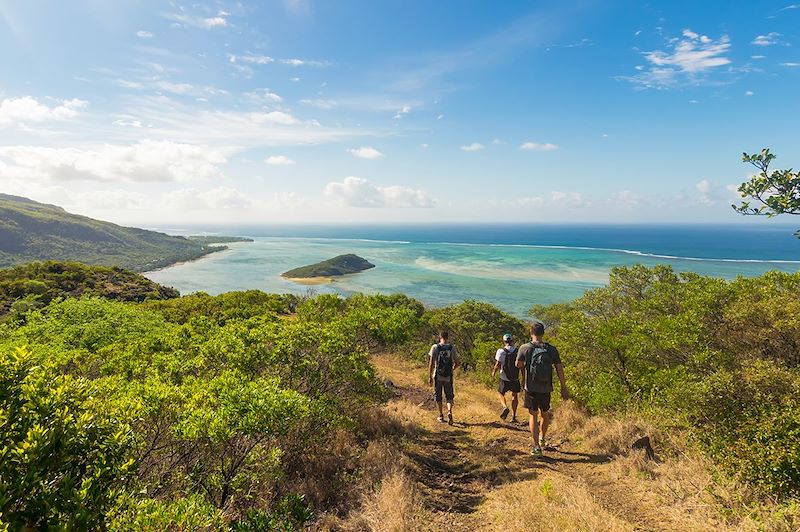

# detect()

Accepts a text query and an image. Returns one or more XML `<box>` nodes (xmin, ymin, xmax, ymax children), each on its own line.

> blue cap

<box><xmin>503</xmin><ymin>333</ymin><xmax>513</xmax><ymax>342</ymax></box>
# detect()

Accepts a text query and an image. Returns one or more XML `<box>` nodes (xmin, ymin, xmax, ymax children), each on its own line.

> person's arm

<box><xmin>492</xmin><ymin>350</ymin><xmax>502</xmax><ymax>377</ymax></box>
<box><xmin>452</xmin><ymin>347</ymin><xmax>460</xmax><ymax>372</ymax></box>
<box><xmin>427</xmin><ymin>346</ymin><xmax>435</xmax><ymax>386</ymax></box>
<box><xmin>555</xmin><ymin>363</ymin><xmax>569</xmax><ymax>400</ymax></box>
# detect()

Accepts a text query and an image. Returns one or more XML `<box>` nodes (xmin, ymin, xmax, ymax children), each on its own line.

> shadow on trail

<box><xmin>457</xmin><ymin>420</ymin><xmax>528</xmax><ymax>433</ymax></box>
<box><xmin>537</xmin><ymin>449</ymin><xmax>611</xmax><ymax>465</ymax></box>
<box><xmin>403</xmin><ymin>425</ymin><xmax>544</xmax><ymax>515</ymax></box>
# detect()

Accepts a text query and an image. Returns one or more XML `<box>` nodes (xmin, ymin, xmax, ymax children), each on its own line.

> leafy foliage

<box><xmin>535</xmin><ymin>265</ymin><xmax>800</xmax><ymax>497</ymax></box>
<box><xmin>282</xmin><ymin>253</ymin><xmax>375</xmax><ymax>278</ymax></box>
<box><xmin>0</xmin><ymin>347</ymin><xmax>136</xmax><ymax>529</ymax></box>
<box><xmin>733</xmin><ymin>149</ymin><xmax>800</xmax><ymax>236</ymax></box>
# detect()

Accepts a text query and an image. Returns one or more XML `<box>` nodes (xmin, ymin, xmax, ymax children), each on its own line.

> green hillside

<box><xmin>282</xmin><ymin>253</ymin><xmax>375</xmax><ymax>278</ymax></box>
<box><xmin>0</xmin><ymin>261</ymin><xmax>179</xmax><ymax>318</ymax></box>
<box><xmin>0</xmin><ymin>194</ymin><xmax>226</xmax><ymax>271</ymax></box>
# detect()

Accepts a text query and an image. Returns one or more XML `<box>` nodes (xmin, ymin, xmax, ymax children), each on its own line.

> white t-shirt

<box><xmin>495</xmin><ymin>346</ymin><xmax>517</xmax><ymax>381</ymax></box>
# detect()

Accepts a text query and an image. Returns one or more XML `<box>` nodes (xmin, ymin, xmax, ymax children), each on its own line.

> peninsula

<box><xmin>282</xmin><ymin>254</ymin><xmax>375</xmax><ymax>283</ymax></box>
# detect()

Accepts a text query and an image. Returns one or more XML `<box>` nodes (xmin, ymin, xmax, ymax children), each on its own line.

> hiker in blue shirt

<box><xmin>516</xmin><ymin>321</ymin><xmax>569</xmax><ymax>457</ymax></box>
<box><xmin>428</xmin><ymin>331</ymin><xmax>460</xmax><ymax>425</ymax></box>
<box><xmin>491</xmin><ymin>333</ymin><xmax>521</xmax><ymax>423</ymax></box>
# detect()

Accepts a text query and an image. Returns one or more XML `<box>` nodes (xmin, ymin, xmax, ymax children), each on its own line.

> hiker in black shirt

<box><xmin>428</xmin><ymin>331</ymin><xmax>460</xmax><ymax>425</ymax></box>
<box><xmin>516</xmin><ymin>321</ymin><xmax>569</xmax><ymax>456</ymax></box>
<box><xmin>491</xmin><ymin>332</ymin><xmax>521</xmax><ymax>423</ymax></box>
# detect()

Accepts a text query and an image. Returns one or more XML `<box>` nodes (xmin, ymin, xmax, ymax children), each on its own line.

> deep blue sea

<box><xmin>144</xmin><ymin>224</ymin><xmax>800</xmax><ymax>317</ymax></box>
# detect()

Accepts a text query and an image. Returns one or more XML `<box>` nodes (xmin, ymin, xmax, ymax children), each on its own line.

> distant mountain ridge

<box><xmin>0</xmin><ymin>194</ymin><xmax>227</xmax><ymax>271</ymax></box>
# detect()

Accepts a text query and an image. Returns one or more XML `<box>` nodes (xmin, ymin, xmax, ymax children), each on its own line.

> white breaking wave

<box><xmin>413</xmin><ymin>256</ymin><xmax>611</xmax><ymax>283</ymax></box>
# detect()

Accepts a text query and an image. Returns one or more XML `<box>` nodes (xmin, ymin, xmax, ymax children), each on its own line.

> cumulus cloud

<box><xmin>460</xmin><ymin>143</ymin><xmax>484</xmax><ymax>152</ymax></box>
<box><xmin>348</xmin><ymin>146</ymin><xmax>384</xmax><ymax>160</ymax></box>
<box><xmin>0</xmin><ymin>97</ymin><xmax>88</xmax><ymax>126</ymax></box>
<box><xmin>136</xmin><ymin>30</ymin><xmax>154</xmax><ymax>38</ymax></box>
<box><xmin>751</xmin><ymin>32</ymin><xmax>782</xmax><ymax>46</ymax></box>
<box><xmin>622</xmin><ymin>29</ymin><xmax>731</xmax><ymax>89</ymax></box>
<box><xmin>265</xmin><ymin>155</ymin><xmax>295</xmax><ymax>165</ymax></box>
<box><xmin>519</xmin><ymin>142</ymin><xmax>558</xmax><ymax>151</ymax></box>
<box><xmin>0</xmin><ymin>140</ymin><xmax>226</xmax><ymax>182</ymax></box>
<box><xmin>325</xmin><ymin>176</ymin><xmax>434</xmax><ymax>208</ymax></box>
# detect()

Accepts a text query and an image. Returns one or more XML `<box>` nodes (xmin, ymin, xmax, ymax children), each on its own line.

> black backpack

<box><xmin>528</xmin><ymin>343</ymin><xmax>554</xmax><ymax>384</ymax></box>
<box><xmin>435</xmin><ymin>344</ymin><xmax>454</xmax><ymax>380</ymax></box>
<box><xmin>501</xmin><ymin>346</ymin><xmax>519</xmax><ymax>381</ymax></box>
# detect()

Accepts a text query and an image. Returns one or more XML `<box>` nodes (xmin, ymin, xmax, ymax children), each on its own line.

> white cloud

<box><xmin>751</xmin><ymin>32</ymin><xmax>782</xmax><ymax>46</ymax></box>
<box><xmin>516</xmin><ymin>196</ymin><xmax>544</xmax><ymax>207</ymax></box>
<box><xmin>781</xmin><ymin>62</ymin><xmax>800</xmax><ymax>67</ymax></box>
<box><xmin>300</xmin><ymin>98</ymin><xmax>337</xmax><ymax>109</ymax></box>
<box><xmin>623</xmin><ymin>29</ymin><xmax>731</xmax><ymax>89</ymax></box>
<box><xmin>279</xmin><ymin>58</ymin><xmax>330</xmax><ymax>67</ymax></box>
<box><xmin>393</xmin><ymin>105</ymin><xmax>411</xmax><ymax>119</ymax></box>
<box><xmin>245</xmin><ymin>89</ymin><xmax>283</xmax><ymax>103</ymax></box>
<box><xmin>491</xmin><ymin>138</ymin><xmax>503</xmax><ymax>145</ymax></box>
<box><xmin>610</xmin><ymin>190</ymin><xmax>642</xmax><ymax>208</ymax></box>
<box><xmin>265</xmin><ymin>155</ymin><xmax>295</xmax><ymax>165</ymax></box>
<box><xmin>461</xmin><ymin>143</ymin><xmax>484</xmax><ymax>152</ymax></box>
<box><xmin>272</xmin><ymin>191</ymin><xmax>305</xmax><ymax>209</ymax></box>
<box><xmin>229</xmin><ymin>53</ymin><xmax>274</xmax><ymax>65</ymax></box>
<box><xmin>325</xmin><ymin>176</ymin><xmax>434</xmax><ymax>208</ymax></box>
<box><xmin>551</xmin><ymin>191</ymin><xmax>588</xmax><ymax>208</ymax></box>
<box><xmin>751</xmin><ymin>55</ymin><xmax>766</xmax><ymax>59</ymax></box>
<box><xmin>248</xmin><ymin>111</ymin><xmax>299</xmax><ymax>125</ymax></box>
<box><xmin>348</xmin><ymin>146</ymin><xmax>384</xmax><ymax>159</ymax></box>
<box><xmin>167</xmin><ymin>11</ymin><xmax>230</xmax><ymax>29</ymax></box>
<box><xmin>0</xmin><ymin>97</ymin><xmax>88</xmax><ymax>126</ymax></box>
<box><xmin>420</xmin><ymin>143</ymin><xmax>429</xmax><ymax>149</ymax></box>
<box><xmin>165</xmin><ymin>186</ymin><xmax>254</xmax><ymax>210</ymax></box>
<box><xmin>136</xmin><ymin>30</ymin><xmax>154</xmax><ymax>38</ymax></box>
<box><xmin>520</xmin><ymin>141</ymin><xmax>558</xmax><ymax>151</ymax></box>
<box><xmin>696</xmin><ymin>179</ymin><xmax>712</xmax><ymax>195</ymax></box>
<box><xmin>0</xmin><ymin>140</ymin><xmax>226</xmax><ymax>183</ymax></box>
<box><xmin>745</xmin><ymin>90</ymin><xmax>754</xmax><ymax>96</ymax></box>
<box><xmin>436</xmin><ymin>114</ymin><xmax>445</xmax><ymax>120</ymax></box>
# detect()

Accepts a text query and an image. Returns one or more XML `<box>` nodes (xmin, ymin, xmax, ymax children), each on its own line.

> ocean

<box><xmin>144</xmin><ymin>224</ymin><xmax>800</xmax><ymax>318</ymax></box>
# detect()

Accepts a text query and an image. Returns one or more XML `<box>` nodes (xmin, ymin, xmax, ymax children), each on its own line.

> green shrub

<box><xmin>0</xmin><ymin>347</ymin><xmax>136</xmax><ymax>529</ymax></box>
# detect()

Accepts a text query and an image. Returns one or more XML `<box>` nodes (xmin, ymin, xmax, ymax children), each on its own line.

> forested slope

<box><xmin>0</xmin><ymin>194</ymin><xmax>225</xmax><ymax>271</ymax></box>
<box><xmin>0</xmin><ymin>262</ymin><xmax>797</xmax><ymax>529</ymax></box>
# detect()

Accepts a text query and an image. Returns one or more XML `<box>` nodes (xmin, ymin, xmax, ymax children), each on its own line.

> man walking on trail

<box><xmin>516</xmin><ymin>321</ymin><xmax>569</xmax><ymax>457</ymax></box>
<box><xmin>491</xmin><ymin>333</ymin><xmax>521</xmax><ymax>423</ymax></box>
<box><xmin>428</xmin><ymin>331</ymin><xmax>460</xmax><ymax>425</ymax></box>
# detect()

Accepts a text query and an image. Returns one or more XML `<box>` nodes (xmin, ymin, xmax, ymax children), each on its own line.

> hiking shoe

<box><xmin>539</xmin><ymin>436</ymin><xmax>546</xmax><ymax>449</ymax></box>
<box><xmin>531</xmin><ymin>446</ymin><xmax>542</xmax><ymax>457</ymax></box>
<box><xmin>447</xmin><ymin>412</ymin><xmax>453</xmax><ymax>425</ymax></box>
<box><xmin>437</xmin><ymin>415</ymin><xmax>445</xmax><ymax>423</ymax></box>
<box><xmin>511</xmin><ymin>416</ymin><xmax>519</xmax><ymax>424</ymax></box>
<box><xmin>500</xmin><ymin>407</ymin><xmax>510</xmax><ymax>420</ymax></box>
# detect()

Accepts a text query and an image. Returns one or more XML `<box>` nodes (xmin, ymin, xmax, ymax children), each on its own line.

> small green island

<box><xmin>282</xmin><ymin>254</ymin><xmax>375</xmax><ymax>284</ymax></box>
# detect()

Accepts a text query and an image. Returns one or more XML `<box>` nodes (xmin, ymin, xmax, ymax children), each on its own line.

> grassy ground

<box><xmin>318</xmin><ymin>353</ymin><xmax>799</xmax><ymax>531</ymax></box>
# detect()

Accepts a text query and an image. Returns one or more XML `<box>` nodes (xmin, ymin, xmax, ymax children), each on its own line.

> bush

<box><xmin>0</xmin><ymin>347</ymin><xmax>136</xmax><ymax>529</ymax></box>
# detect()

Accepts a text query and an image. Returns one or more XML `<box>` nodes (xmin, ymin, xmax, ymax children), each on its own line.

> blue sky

<box><xmin>0</xmin><ymin>0</ymin><xmax>798</xmax><ymax>224</ymax></box>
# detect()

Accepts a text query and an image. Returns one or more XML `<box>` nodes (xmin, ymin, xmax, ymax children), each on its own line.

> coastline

<box><xmin>140</xmin><ymin>245</ymin><xmax>229</xmax><ymax>274</ymax></box>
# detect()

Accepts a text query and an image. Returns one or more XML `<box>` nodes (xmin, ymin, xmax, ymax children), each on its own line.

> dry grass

<box><xmin>481</xmin><ymin>475</ymin><xmax>635</xmax><ymax>532</ymax></box>
<box><xmin>357</xmin><ymin>470</ymin><xmax>425</xmax><ymax>532</ymax></box>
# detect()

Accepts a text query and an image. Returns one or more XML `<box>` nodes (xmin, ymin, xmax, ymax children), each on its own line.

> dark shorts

<box><xmin>434</xmin><ymin>378</ymin><xmax>454</xmax><ymax>403</ymax></box>
<box><xmin>497</xmin><ymin>379</ymin><xmax>521</xmax><ymax>394</ymax></box>
<box><xmin>523</xmin><ymin>391</ymin><xmax>551</xmax><ymax>413</ymax></box>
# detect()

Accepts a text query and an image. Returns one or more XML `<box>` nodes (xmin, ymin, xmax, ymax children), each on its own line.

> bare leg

<box><xmin>529</xmin><ymin>409</ymin><xmax>540</xmax><ymax>444</ymax></box>
<box><xmin>446</xmin><ymin>401</ymin><xmax>453</xmax><ymax>415</ymax></box>
<box><xmin>511</xmin><ymin>392</ymin><xmax>519</xmax><ymax>418</ymax></box>
<box><xmin>497</xmin><ymin>392</ymin><xmax>508</xmax><ymax>409</ymax></box>
<box><xmin>541</xmin><ymin>410</ymin><xmax>552</xmax><ymax>441</ymax></box>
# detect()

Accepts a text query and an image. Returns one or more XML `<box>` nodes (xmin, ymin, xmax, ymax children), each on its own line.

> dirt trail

<box><xmin>372</xmin><ymin>353</ymin><xmax>697</xmax><ymax>532</ymax></box>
